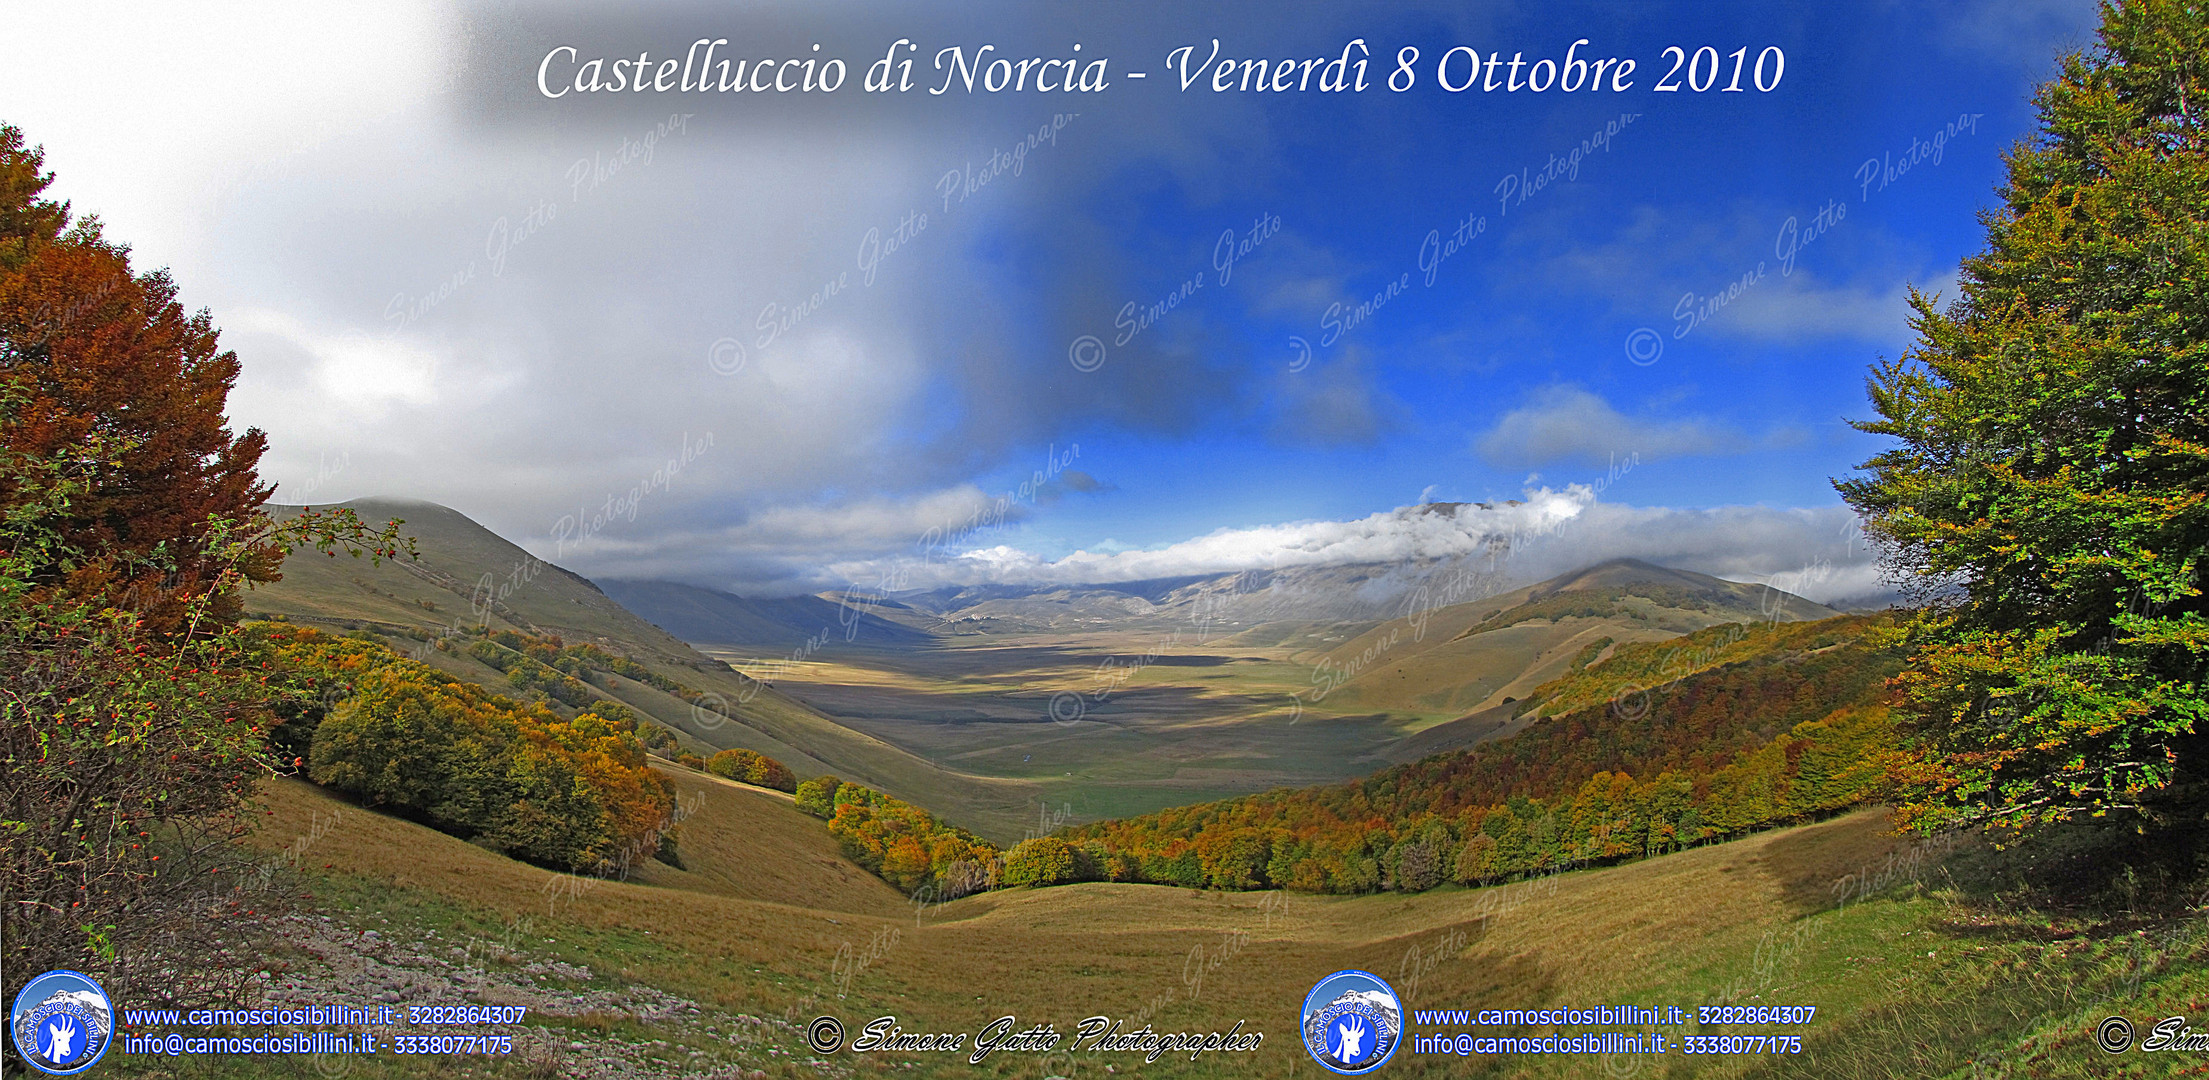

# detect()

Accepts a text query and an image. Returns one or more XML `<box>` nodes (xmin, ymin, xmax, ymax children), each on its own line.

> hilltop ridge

<box><xmin>248</xmin><ymin>498</ymin><xmax>1044</xmax><ymax>842</ymax></box>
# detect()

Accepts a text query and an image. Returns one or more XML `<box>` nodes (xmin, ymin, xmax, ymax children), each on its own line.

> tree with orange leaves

<box><xmin>0</xmin><ymin>121</ymin><xmax>409</xmax><ymax>1015</ymax></box>
<box><xmin>0</xmin><ymin>123</ymin><xmax>276</xmax><ymax>632</ymax></box>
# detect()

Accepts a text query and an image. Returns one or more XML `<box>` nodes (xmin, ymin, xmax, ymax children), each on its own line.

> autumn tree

<box><xmin>795</xmin><ymin>774</ymin><xmax>844</xmax><ymax>817</ymax></box>
<box><xmin>1839</xmin><ymin>0</ymin><xmax>2209</xmax><ymax>849</ymax></box>
<box><xmin>1000</xmin><ymin>837</ymin><xmax>1079</xmax><ymax>887</ymax></box>
<box><xmin>0</xmin><ymin>122</ymin><xmax>407</xmax><ymax>1015</ymax></box>
<box><xmin>706</xmin><ymin>747</ymin><xmax>797</xmax><ymax>792</ymax></box>
<box><xmin>0</xmin><ymin>123</ymin><xmax>276</xmax><ymax>632</ymax></box>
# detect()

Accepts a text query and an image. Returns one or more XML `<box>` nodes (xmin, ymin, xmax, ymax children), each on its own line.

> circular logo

<box><xmin>312</xmin><ymin>1046</ymin><xmax>357</xmax><ymax>1078</ymax></box>
<box><xmin>706</xmin><ymin>336</ymin><xmax>749</xmax><ymax>376</ymax></box>
<box><xmin>1623</xmin><ymin>327</ymin><xmax>1664</xmax><ymax>366</ymax></box>
<box><xmin>1300</xmin><ymin>969</ymin><xmax>1401</xmax><ymax>1075</ymax></box>
<box><xmin>2097</xmin><ymin>1015</ymin><xmax>2133</xmax><ymax>1054</ymax></box>
<box><xmin>1610</xmin><ymin>683</ymin><xmax>1652</xmax><ymax>722</ymax></box>
<box><xmin>1047</xmin><ymin>691</ymin><xmax>1087</xmax><ymax>727</ymax></box>
<box><xmin>11</xmin><ymin>970</ymin><xmax>113</xmax><ymax>1076</ymax></box>
<box><xmin>1602</xmin><ymin>1047</ymin><xmax>1645</xmax><ymax>1078</ymax></box>
<box><xmin>1067</xmin><ymin>335</ymin><xmax>1107</xmax><ymax>373</ymax></box>
<box><xmin>690</xmin><ymin>691</ymin><xmax>730</xmax><ymax>730</ymax></box>
<box><xmin>807</xmin><ymin>1015</ymin><xmax>845</xmax><ymax>1054</ymax></box>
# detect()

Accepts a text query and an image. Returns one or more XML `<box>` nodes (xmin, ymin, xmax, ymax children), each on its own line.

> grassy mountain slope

<box><xmin>216</xmin><ymin>774</ymin><xmax>2202</xmax><ymax>1080</ymax></box>
<box><xmin>1292</xmin><ymin>559</ymin><xmax>1841</xmax><ymax>724</ymax></box>
<box><xmin>596</xmin><ymin>578</ymin><xmax>933</xmax><ymax>650</ymax></box>
<box><xmin>623</xmin><ymin>768</ymin><xmax>914</xmax><ymax>916</ymax></box>
<box><xmin>247</xmin><ymin>499</ymin><xmax>1042</xmax><ymax>841</ymax></box>
<box><xmin>1054</xmin><ymin>615</ymin><xmax>1901</xmax><ymax>893</ymax></box>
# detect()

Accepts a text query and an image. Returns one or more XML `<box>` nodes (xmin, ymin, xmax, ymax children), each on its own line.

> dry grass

<box><xmin>254</xmin><ymin>768</ymin><xmax>2042</xmax><ymax>1078</ymax></box>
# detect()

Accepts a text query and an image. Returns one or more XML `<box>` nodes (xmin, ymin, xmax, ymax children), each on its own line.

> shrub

<box><xmin>815</xmin><ymin>780</ymin><xmax>999</xmax><ymax>897</ymax></box>
<box><xmin>706</xmin><ymin>748</ymin><xmax>798</xmax><ymax>792</ymax></box>
<box><xmin>1453</xmin><ymin>834</ymin><xmax>1496</xmax><ymax>884</ymax></box>
<box><xmin>283</xmin><ymin>627</ymin><xmax>676</xmax><ymax>875</ymax></box>
<box><xmin>1392</xmin><ymin>838</ymin><xmax>1443</xmax><ymax>892</ymax></box>
<box><xmin>630</xmin><ymin>722</ymin><xmax>680</xmax><ymax>756</ymax></box>
<box><xmin>1001</xmin><ymin>838</ymin><xmax>1081</xmax><ymax>887</ymax></box>
<box><xmin>795</xmin><ymin>775</ymin><xmax>843</xmax><ymax>818</ymax></box>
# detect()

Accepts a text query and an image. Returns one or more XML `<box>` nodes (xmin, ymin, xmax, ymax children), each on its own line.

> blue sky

<box><xmin>0</xmin><ymin>0</ymin><xmax>2102</xmax><ymax>601</ymax></box>
<box><xmin>835</xmin><ymin>0</ymin><xmax>2092</xmax><ymax>587</ymax></box>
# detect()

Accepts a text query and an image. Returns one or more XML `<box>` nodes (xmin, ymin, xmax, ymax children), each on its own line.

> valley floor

<box><xmin>697</xmin><ymin>635</ymin><xmax>1415</xmax><ymax>829</ymax></box>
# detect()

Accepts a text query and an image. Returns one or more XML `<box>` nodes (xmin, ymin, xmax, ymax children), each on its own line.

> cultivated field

<box><xmin>697</xmin><ymin>635</ymin><xmax>1390</xmax><ymax>826</ymax></box>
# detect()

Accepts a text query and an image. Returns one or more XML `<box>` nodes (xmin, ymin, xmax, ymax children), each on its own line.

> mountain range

<box><xmin>249</xmin><ymin>497</ymin><xmax>1848</xmax><ymax>840</ymax></box>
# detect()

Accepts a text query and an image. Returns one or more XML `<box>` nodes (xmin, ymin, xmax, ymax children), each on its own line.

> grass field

<box><xmin>218</xmin><ymin>503</ymin><xmax>2209</xmax><ymax>1079</ymax></box>
<box><xmin>96</xmin><ymin>768</ymin><xmax>2209</xmax><ymax>1080</ymax></box>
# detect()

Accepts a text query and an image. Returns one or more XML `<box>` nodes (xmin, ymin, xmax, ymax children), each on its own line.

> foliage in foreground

<box><xmin>267</xmin><ymin>625</ymin><xmax>678</xmax><ymax>876</ymax></box>
<box><xmin>0</xmin><ymin>441</ymin><xmax>410</xmax><ymax>1009</ymax></box>
<box><xmin>0</xmin><ymin>491</ymin><xmax>317</xmax><ymax>1010</ymax></box>
<box><xmin>1838</xmin><ymin>0</ymin><xmax>2209</xmax><ymax>843</ymax></box>
<box><xmin>1</xmin><ymin>119</ymin><xmax>412</xmax><ymax>1012</ymax></box>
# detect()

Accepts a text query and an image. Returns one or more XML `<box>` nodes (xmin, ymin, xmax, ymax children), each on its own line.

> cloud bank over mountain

<box><xmin>550</xmin><ymin>484</ymin><xmax>1886</xmax><ymax>607</ymax></box>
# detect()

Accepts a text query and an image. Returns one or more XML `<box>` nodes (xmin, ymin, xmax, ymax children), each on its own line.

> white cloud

<box><xmin>225</xmin><ymin>309</ymin><xmax>456</xmax><ymax>414</ymax></box>
<box><xmin>1707</xmin><ymin>268</ymin><xmax>1959</xmax><ymax>345</ymax></box>
<box><xmin>0</xmin><ymin>3</ymin><xmax>448</xmax><ymax>271</ymax></box>
<box><xmin>736</xmin><ymin>487</ymin><xmax>1892</xmax><ymax>607</ymax></box>
<box><xmin>551</xmin><ymin>484</ymin><xmax>1023</xmax><ymax>592</ymax></box>
<box><xmin>1</xmin><ymin>1</ymin><xmax>1077</xmax><ymax>548</ymax></box>
<box><xmin>1475</xmin><ymin>386</ymin><xmax>1751</xmax><ymax>469</ymax></box>
<box><xmin>1501</xmin><ymin>500</ymin><xmax>1888</xmax><ymax>606</ymax></box>
<box><xmin>931</xmin><ymin>490</ymin><xmax>1592</xmax><ymax>585</ymax></box>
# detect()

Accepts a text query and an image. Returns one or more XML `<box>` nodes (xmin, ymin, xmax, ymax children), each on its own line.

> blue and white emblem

<box><xmin>11</xmin><ymin>970</ymin><xmax>113</xmax><ymax>1076</ymax></box>
<box><xmin>1300</xmin><ymin>969</ymin><xmax>1401</xmax><ymax>1074</ymax></box>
